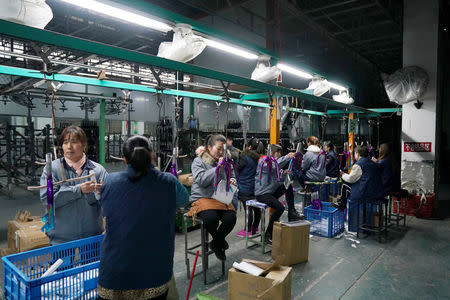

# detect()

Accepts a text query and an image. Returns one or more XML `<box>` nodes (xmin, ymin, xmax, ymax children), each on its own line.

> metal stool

<box><xmin>245</xmin><ymin>200</ymin><xmax>270</xmax><ymax>254</ymax></box>
<box><xmin>183</xmin><ymin>214</ymin><xmax>225</xmax><ymax>285</ymax></box>
<box><xmin>388</xmin><ymin>189</ymin><xmax>408</xmax><ymax>227</ymax></box>
<box><xmin>357</xmin><ymin>199</ymin><xmax>389</xmax><ymax>243</ymax></box>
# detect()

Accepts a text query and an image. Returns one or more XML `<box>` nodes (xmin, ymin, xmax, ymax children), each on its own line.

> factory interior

<box><xmin>0</xmin><ymin>0</ymin><xmax>449</xmax><ymax>299</ymax></box>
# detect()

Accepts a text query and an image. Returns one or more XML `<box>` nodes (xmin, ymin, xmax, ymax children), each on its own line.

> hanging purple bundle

<box><xmin>258</xmin><ymin>155</ymin><xmax>280</xmax><ymax>184</ymax></box>
<box><xmin>340</xmin><ymin>150</ymin><xmax>351</xmax><ymax>170</ymax></box>
<box><xmin>368</xmin><ymin>147</ymin><xmax>375</xmax><ymax>158</ymax></box>
<box><xmin>213</xmin><ymin>158</ymin><xmax>238</xmax><ymax>193</ymax></box>
<box><xmin>170</xmin><ymin>162</ymin><xmax>178</xmax><ymax>177</ymax></box>
<box><xmin>289</xmin><ymin>152</ymin><xmax>303</xmax><ymax>172</ymax></box>
<box><xmin>315</xmin><ymin>150</ymin><xmax>328</xmax><ymax>168</ymax></box>
<box><xmin>312</xmin><ymin>198</ymin><xmax>322</xmax><ymax>210</ymax></box>
<box><xmin>41</xmin><ymin>153</ymin><xmax>54</xmax><ymax>233</ymax></box>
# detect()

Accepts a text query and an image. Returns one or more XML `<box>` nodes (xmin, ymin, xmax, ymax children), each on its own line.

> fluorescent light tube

<box><xmin>277</xmin><ymin>63</ymin><xmax>313</xmax><ymax>79</ymax></box>
<box><xmin>60</xmin><ymin>0</ymin><xmax>172</xmax><ymax>32</ymax></box>
<box><xmin>204</xmin><ymin>38</ymin><xmax>258</xmax><ymax>60</ymax></box>
<box><xmin>328</xmin><ymin>81</ymin><xmax>347</xmax><ymax>91</ymax></box>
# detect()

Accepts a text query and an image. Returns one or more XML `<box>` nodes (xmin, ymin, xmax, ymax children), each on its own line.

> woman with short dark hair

<box><xmin>188</xmin><ymin>134</ymin><xmax>237</xmax><ymax>261</ymax></box>
<box><xmin>39</xmin><ymin>125</ymin><xmax>108</xmax><ymax>245</ymax></box>
<box><xmin>98</xmin><ymin>135</ymin><xmax>189</xmax><ymax>300</ymax></box>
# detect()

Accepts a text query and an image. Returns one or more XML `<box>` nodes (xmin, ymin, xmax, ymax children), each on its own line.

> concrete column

<box><xmin>401</xmin><ymin>0</ymin><xmax>439</xmax><ymax>193</ymax></box>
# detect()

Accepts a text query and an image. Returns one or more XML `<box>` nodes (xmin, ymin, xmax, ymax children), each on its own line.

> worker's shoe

<box><xmin>236</xmin><ymin>229</ymin><xmax>246</xmax><ymax>237</ymax></box>
<box><xmin>264</xmin><ymin>232</ymin><xmax>272</xmax><ymax>244</ymax></box>
<box><xmin>222</xmin><ymin>240</ymin><xmax>229</xmax><ymax>250</ymax></box>
<box><xmin>288</xmin><ymin>209</ymin><xmax>303</xmax><ymax>222</ymax></box>
<box><xmin>210</xmin><ymin>240</ymin><xmax>226</xmax><ymax>261</ymax></box>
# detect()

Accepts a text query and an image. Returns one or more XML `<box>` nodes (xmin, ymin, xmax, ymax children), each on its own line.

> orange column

<box><xmin>348</xmin><ymin>113</ymin><xmax>354</xmax><ymax>171</ymax></box>
<box><xmin>269</xmin><ymin>97</ymin><xmax>280</xmax><ymax>144</ymax></box>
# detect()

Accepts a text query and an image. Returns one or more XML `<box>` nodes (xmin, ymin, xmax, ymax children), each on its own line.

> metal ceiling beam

<box><xmin>312</xmin><ymin>3</ymin><xmax>378</xmax><ymax>20</ymax></box>
<box><xmin>362</xmin><ymin>47</ymin><xmax>402</xmax><ymax>54</ymax></box>
<box><xmin>348</xmin><ymin>33</ymin><xmax>401</xmax><ymax>45</ymax></box>
<box><xmin>0</xmin><ymin>19</ymin><xmax>376</xmax><ymax>113</ymax></box>
<box><xmin>278</xmin><ymin>0</ymin><xmax>382</xmax><ymax>74</ymax></box>
<box><xmin>303</xmin><ymin>0</ymin><xmax>360</xmax><ymax>14</ymax></box>
<box><xmin>333</xmin><ymin>20</ymin><xmax>393</xmax><ymax>35</ymax></box>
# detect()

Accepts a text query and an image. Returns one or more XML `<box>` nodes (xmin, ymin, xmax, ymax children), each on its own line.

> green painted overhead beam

<box><xmin>0</xmin><ymin>20</ymin><xmax>374</xmax><ymax>114</ymax></box>
<box><xmin>0</xmin><ymin>65</ymin><xmax>329</xmax><ymax>116</ymax></box>
<box><xmin>240</xmin><ymin>93</ymin><xmax>270</xmax><ymax>100</ymax></box>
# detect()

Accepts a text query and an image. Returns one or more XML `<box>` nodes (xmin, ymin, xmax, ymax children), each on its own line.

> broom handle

<box><xmin>186</xmin><ymin>250</ymin><xmax>199</xmax><ymax>300</ymax></box>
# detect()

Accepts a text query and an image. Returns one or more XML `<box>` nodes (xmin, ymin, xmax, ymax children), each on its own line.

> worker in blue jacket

<box><xmin>98</xmin><ymin>135</ymin><xmax>189</xmax><ymax>300</ymax></box>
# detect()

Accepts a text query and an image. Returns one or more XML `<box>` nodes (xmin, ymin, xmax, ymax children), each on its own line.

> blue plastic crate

<box><xmin>2</xmin><ymin>235</ymin><xmax>103</xmax><ymax>300</ymax></box>
<box><xmin>304</xmin><ymin>202</ymin><xmax>345</xmax><ymax>237</ymax></box>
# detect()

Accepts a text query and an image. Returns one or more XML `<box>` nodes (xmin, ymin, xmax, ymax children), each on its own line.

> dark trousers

<box><xmin>298</xmin><ymin>172</ymin><xmax>312</xmax><ymax>188</ymax></box>
<box><xmin>256</xmin><ymin>185</ymin><xmax>295</xmax><ymax>236</ymax></box>
<box><xmin>340</xmin><ymin>183</ymin><xmax>352</xmax><ymax>209</ymax></box>
<box><xmin>238</xmin><ymin>191</ymin><xmax>261</xmax><ymax>231</ymax></box>
<box><xmin>197</xmin><ymin>209</ymin><xmax>237</xmax><ymax>245</ymax></box>
<box><xmin>98</xmin><ymin>289</ymin><xmax>168</xmax><ymax>300</ymax></box>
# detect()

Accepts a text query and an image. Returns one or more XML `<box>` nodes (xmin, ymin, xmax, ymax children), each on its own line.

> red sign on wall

<box><xmin>404</xmin><ymin>142</ymin><xmax>432</xmax><ymax>152</ymax></box>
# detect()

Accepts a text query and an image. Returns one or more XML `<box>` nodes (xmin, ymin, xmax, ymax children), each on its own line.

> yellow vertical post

<box><xmin>348</xmin><ymin>113</ymin><xmax>354</xmax><ymax>170</ymax></box>
<box><xmin>269</xmin><ymin>97</ymin><xmax>280</xmax><ymax>144</ymax></box>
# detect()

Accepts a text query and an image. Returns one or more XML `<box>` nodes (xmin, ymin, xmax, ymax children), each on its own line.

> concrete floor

<box><xmin>1</xmin><ymin>163</ymin><xmax>449</xmax><ymax>299</ymax></box>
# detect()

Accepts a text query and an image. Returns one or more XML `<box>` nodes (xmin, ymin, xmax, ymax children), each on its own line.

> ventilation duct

<box><xmin>382</xmin><ymin>66</ymin><xmax>429</xmax><ymax>105</ymax></box>
<box><xmin>0</xmin><ymin>0</ymin><xmax>53</xmax><ymax>29</ymax></box>
<box><xmin>157</xmin><ymin>24</ymin><xmax>206</xmax><ymax>63</ymax></box>
<box><xmin>251</xmin><ymin>55</ymin><xmax>280</xmax><ymax>83</ymax></box>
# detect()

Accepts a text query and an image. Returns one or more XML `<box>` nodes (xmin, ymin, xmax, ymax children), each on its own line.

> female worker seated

<box><xmin>372</xmin><ymin>143</ymin><xmax>400</xmax><ymax>196</ymax></box>
<box><xmin>188</xmin><ymin>134</ymin><xmax>237</xmax><ymax>261</ymax></box>
<box><xmin>333</xmin><ymin>146</ymin><xmax>384</xmax><ymax>230</ymax></box>
<box><xmin>39</xmin><ymin>125</ymin><xmax>107</xmax><ymax>245</ymax></box>
<box><xmin>255</xmin><ymin>144</ymin><xmax>302</xmax><ymax>243</ymax></box>
<box><xmin>98</xmin><ymin>135</ymin><xmax>189</xmax><ymax>300</ymax></box>
<box><xmin>299</xmin><ymin>136</ymin><xmax>327</xmax><ymax>187</ymax></box>
<box><xmin>236</xmin><ymin>137</ymin><xmax>264</xmax><ymax>237</ymax></box>
<box><xmin>323</xmin><ymin>141</ymin><xmax>340</xmax><ymax>178</ymax></box>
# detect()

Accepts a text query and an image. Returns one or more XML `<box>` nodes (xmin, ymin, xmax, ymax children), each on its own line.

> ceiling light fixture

<box><xmin>277</xmin><ymin>63</ymin><xmax>313</xmax><ymax>79</ymax></box>
<box><xmin>328</xmin><ymin>81</ymin><xmax>347</xmax><ymax>91</ymax></box>
<box><xmin>60</xmin><ymin>0</ymin><xmax>172</xmax><ymax>32</ymax></box>
<box><xmin>204</xmin><ymin>38</ymin><xmax>259</xmax><ymax>60</ymax></box>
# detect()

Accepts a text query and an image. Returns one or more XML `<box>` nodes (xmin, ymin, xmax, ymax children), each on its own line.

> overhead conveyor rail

<box><xmin>0</xmin><ymin>19</ymin><xmax>376</xmax><ymax>116</ymax></box>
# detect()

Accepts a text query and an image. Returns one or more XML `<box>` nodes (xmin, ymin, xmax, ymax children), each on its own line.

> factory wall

<box><xmin>401</xmin><ymin>0</ymin><xmax>439</xmax><ymax>193</ymax></box>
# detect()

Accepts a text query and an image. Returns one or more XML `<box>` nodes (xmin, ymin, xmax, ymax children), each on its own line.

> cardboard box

<box><xmin>15</xmin><ymin>228</ymin><xmax>50</xmax><ymax>252</ymax></box>
<box><xmin>272</xmin><ymin>221</ymin><xmax>310</xmax><ymax>266</ymax></box>
<box><xmin>7</xmin><ymin>216</ymin><xmax>43</xmax><ymax>249</ymax></box>
<box><xmin>7</xmin><ymin>215</ymin><xmax>49</xmax><ymax>253</ymax></box>
<box><xmin>228</xmin><ymin>259</ymin><xmax>292</xmax><ymax>300</ymax></box>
